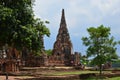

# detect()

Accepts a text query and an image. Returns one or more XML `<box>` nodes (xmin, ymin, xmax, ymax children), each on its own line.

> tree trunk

<box><xmin>99</xmin><ymin>64</ymin><xmax>102</xmax><ymax>76</ymax></box>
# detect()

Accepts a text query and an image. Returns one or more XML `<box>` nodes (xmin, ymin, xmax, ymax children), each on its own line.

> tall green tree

<box><xmin>0</xmin><ymin>0</ymin><xmax>50</xmax><ymax>52</ymax></box>
<box><xmin>82</xmin><ymin>25</ymin><xmax>118</xmax><ymax>75</ymax></box>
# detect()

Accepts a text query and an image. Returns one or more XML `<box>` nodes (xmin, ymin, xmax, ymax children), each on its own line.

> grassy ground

<box><xmin>4</xmin><ymin>67</ymin><xmax>119</xmax><ymax>80</ymax></box>
<box><xmin>42</xmin><ymin>70</ymin><xmax>120</xmax><ymax>80</ymax></box>
<box><xmin>44</xmin><ymin>70</ymin><xmax>111</xmax><ymax>76</ymax></box>
<box><xmin>109</xmin><ymin>77</ymin><xmax>120</xmax><ymax>80</ymax></box>
<box><xmin>84</xmin><ymin>76</ymin><xmax>120</xmax><ymax>80</ymax></box>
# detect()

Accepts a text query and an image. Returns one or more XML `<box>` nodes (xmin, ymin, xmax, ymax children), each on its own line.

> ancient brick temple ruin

<box><xmin>0</xmin><ymin>9</ymin><xmax>81</xmax><ymax>72</ymax></box>
<box><xmin>48</xmin><ymin>9</ymin><xmax>80</xmax><ymax>66</ymax></box>
<box><xmin>0</xmin><ymin>46</ymin><xmax>20</xmax><ymax>73</ymax></box>
<box><xmin>21</xmin><ymin>36</ymin><xmax>48</xmax><ymax>67</ymax></box>
<box><xmin>21</xmin><ymin>9</ymin><xmax>81</xmax><ymax>67</ymax></box>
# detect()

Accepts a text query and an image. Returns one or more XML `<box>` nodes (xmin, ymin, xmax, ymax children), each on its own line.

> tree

<box><xmin>45</xmin><ymin>49</ymin><xmax>52</xmax><ymax>56</ymax></box>
<box><xmin>82</xmin><ymin>25</ymin><xmax>118</xmax><ymax>75</ymax></box>
<box><xmin>80</xmin><ymin>55</ymin><xmax>88</xmax><ymax>66</ymax></box>
<box><xmin>0</xmin><ymin>0</ymin><xmax>50</xmax><ymax>52</ymax></box>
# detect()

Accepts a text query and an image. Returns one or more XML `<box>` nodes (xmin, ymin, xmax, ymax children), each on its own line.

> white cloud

<box><xmin>91</xmin><ymin>0</ymin><xmax>120</xmax><ymax>15</ymax></box>
<box><xmin>112</xmin><ymin>8</ymin><xmax>120</xmax><ymax>15</ymax></box>
<box><xmin>33</xmin><ymin>0</ymin><xmax>120</xmax><ymax>21</ymax></box>
<box><xmin>33</xmin><ymin>0</ymin><xmax>120</xmax><ymax>53</ymax></box>
<box><xmin>33</xmin><ymin>0</ymin><xmax>120</xmax><ymax>34</ymax></box>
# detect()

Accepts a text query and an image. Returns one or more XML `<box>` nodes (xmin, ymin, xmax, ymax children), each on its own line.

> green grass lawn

<box><xmin>20</xmin><ymin>67</ymin><xmax>120</xmax><ymax>80</ymax></box>
<box><xmin>109</xmin><ymin>77</ymin><xmax>120</xmax><ymax>80</ymax></box>
<box><xmin>43</xmin><ymin>70</ymin><xmax>120</xmax><ymax>80</ymax></box>
<box><xmin>44</xmin><ymin>70</ymin><xmax>111</xmax><ymax>76</ymax></box>
<box><xmin>85</xmin><ymin>76</ymin><xmax>120</xmax><ymax>80</ymax></box>
<box><xmin>83</xmin><ymin>76</ymin><xmax>120</xmax><ymax>80</ymax></box>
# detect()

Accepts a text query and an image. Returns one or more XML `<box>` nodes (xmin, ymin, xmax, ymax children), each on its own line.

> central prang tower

<box><xmin>52</xmin><ymin>9</ymin><xmax>73</xmax><ymax>65</ymax></box>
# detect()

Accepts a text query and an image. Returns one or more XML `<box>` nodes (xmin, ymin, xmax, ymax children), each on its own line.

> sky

<box><xmin>33</xmin><ymin>0</ymin><xmax>120</xmax><ymax>56</ymax></box>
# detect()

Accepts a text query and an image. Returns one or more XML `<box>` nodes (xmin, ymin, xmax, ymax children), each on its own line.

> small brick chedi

<box><xmin>49</xmin><ymin>9</ymin><xmax>80</xmax><ymax>66</ymax></box>
<box><xmin>0</xmin><ymin>46</ymin><xmax>20</xmax><ymax>72</ymax></box>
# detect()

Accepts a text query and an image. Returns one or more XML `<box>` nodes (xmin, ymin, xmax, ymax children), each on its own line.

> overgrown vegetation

<box><xmin>45</xmin><ymin>49</ymin><xmax>52</xmax><ymax>56</ymax></box>
<box><xmin>0</xmin><ymin>0</ymin><xmax>50</xmax><ymax>53</ymax></box>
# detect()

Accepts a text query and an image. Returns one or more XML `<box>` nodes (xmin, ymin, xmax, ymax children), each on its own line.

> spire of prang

<box><xmin>60</xmin><ymin>9</ymin><xmax>66</xmax><ymax>26</ymax></box>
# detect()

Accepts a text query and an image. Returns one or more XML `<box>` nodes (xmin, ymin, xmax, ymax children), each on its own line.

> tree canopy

<box><xmin>0</xmin><ymin>0</ymin><xmax>50</xmax><ymax>52</ymax></box>
<box><xmin>82</xmin><ymin>25</ymin><xmax>118</xmax><ymax>75</ymax></box>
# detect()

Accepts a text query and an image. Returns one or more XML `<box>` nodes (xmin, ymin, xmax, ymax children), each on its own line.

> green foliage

<box><xmin>0</xmin><ymin>0</ymin><xmax>50</xmax><ymax>52</ymax></box>
<box><xmin>118</xmin><ymin>41</ymin><xmax>120</xmax><ymax>44</ymax></box>
<box><xmin>91</xmin><ymin>55</ymin><xmax>106</xmax><ymax>65</ymax></box>
<box><xmin>45</xmin><ymin>49</ymin><xmax>52</xmax><ymax>56</ymax></box>
<box><xmin>82</xmin><ymin>25</ymin><xmax>118</xmax><ymax>75</ymax></box>
<box><xmin>80</xmin><ymin>55</ymin><xmax>88</xmax><ymax>65</ymax></box>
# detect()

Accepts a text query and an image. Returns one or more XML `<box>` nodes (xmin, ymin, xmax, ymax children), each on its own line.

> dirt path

<box><xmin>0</xmin><ymin>76</ymin><xmax>17</xmax><ymax>80</ymax></box>
<box><xmin>0</xmin><ymin>76</ymin><xmax>34</xmax><ymax>80</ymax></box>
